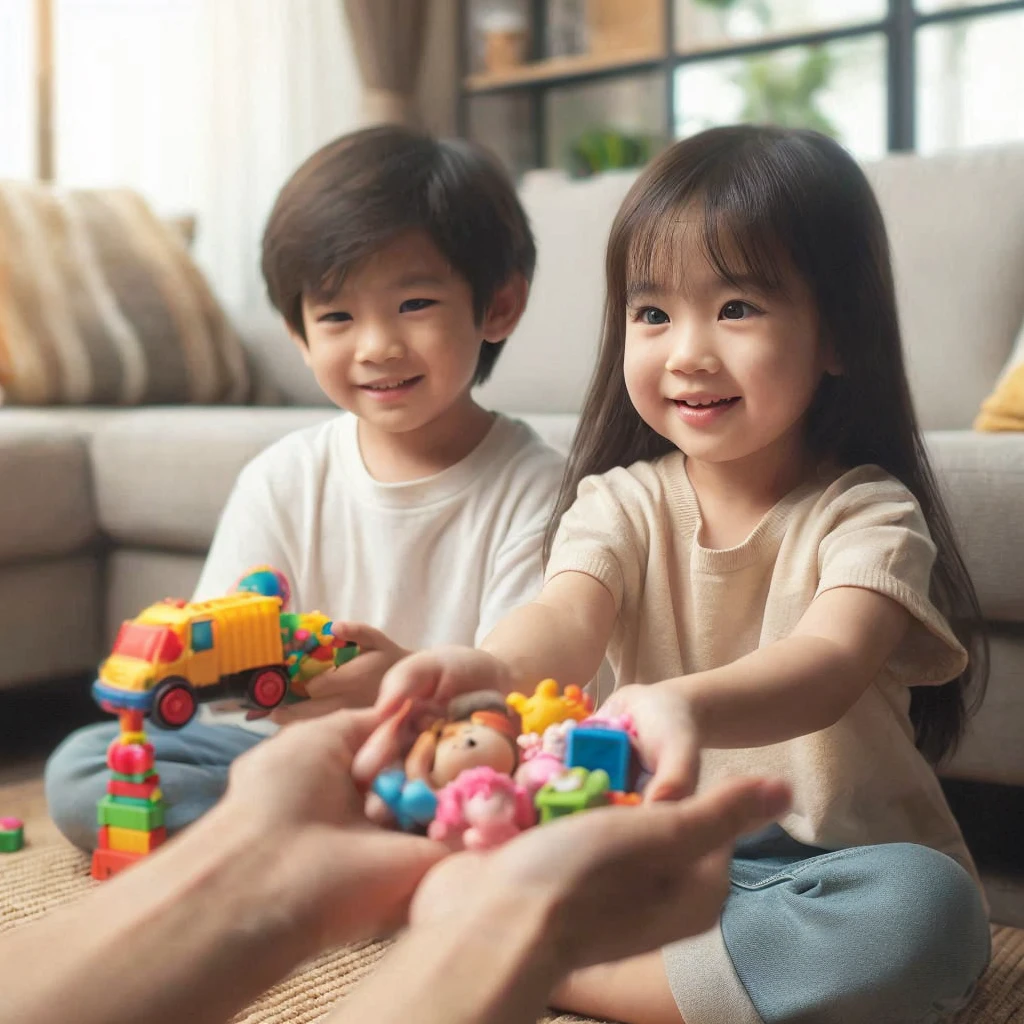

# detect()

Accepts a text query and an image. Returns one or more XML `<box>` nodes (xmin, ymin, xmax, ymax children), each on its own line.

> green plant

<box><xmin>735</xmin><ymin>46</ymin><xmax>839</xmax><ymax>138</ymax></box>
<box><xmin>567</xmin><ymin>128</ymin><xmax>654</xmax><ymax>178</ymax></box>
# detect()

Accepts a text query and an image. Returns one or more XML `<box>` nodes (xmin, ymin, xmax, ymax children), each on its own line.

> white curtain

<box><xmin>52</xmin><ymin>0</ymin><xmax>362</xmax><ymax>312</ymax></box>
<box><xmin>0</xmin><ymin>0</ymin><xmax>37</xmax><ymax>179</ymax></box>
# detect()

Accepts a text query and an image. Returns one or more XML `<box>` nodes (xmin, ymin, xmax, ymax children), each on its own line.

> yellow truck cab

<box><xmin>92</xmin><ymin>592</ymin><xmax>290</xmax><ymax>729</ymax></box>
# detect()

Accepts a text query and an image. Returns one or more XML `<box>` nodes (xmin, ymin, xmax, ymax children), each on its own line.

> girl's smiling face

<box><xmin>623</xmin><ymin>226</ymin><xmax>835</xmax><ymax>472</ymax></box>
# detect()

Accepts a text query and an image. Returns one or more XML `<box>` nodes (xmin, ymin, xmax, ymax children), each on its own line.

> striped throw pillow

<box><xmin>0</xmin><ymin>183</ymin><xmax>250</xmax><ymax>405</ymax></box>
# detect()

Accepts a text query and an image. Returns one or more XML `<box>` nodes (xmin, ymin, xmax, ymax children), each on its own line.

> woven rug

<box><xmin>1</xmin><ymin>778</ymin><xmax>1022</xmax><ymax>1023</ymax></box>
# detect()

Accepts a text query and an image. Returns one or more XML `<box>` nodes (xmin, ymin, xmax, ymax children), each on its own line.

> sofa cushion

<box><xmin>90</xmin><ymin>407</ymin><xmax>337</xmax><ymax>551</ymax></box>
<box><xmin>0</xmin><ymin>184</ymin><xmax>251</xmax><ymax>405</ymax></box>
<box><xmin>927</xmin><ymin>430</ymin><xmax>1024</xmax><ymax>623</ymax></box>
<box><xmin>0</xmin><ymin>410</ymin><xmax>101</xmax><ymax>562</ymax></box>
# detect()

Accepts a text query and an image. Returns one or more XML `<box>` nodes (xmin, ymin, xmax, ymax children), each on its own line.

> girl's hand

<box><xmin>409</xmin><ymin>775</ymin><xmax>791</xmax><ymax>973</ymax></box>
<box><xmin>602</xmin><ymin>683</ymin><xmax>702</xmax><ymax>802</ymax></box>
<box><xmin>375</xmin><ymin>645</ymin><xmax>513</xmax><ymax>715</ymax></box>
<box><xmin>353</xmin><ymin>646</ymin><xmax>514</xmax><ymax>785</ymax></box>
<box><xmin>223</xmin><ymin>705</ymin><xmax>445</xmax><ymax>948</ymax></box>
<box><xmin>269</xmin><ymin>623</ymin><xmax>410</xmax><ymax>724</ymax></box>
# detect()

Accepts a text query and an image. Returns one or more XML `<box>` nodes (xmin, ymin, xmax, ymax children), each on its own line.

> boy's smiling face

<box><xmin>296</xmin><ymin>231</ymin><xmax>519</xmax><ymax>458</ymax></box>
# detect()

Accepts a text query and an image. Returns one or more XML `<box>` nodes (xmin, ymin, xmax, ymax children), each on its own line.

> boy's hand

<box><xmin>601</xmin><ymin>683</ymin><xmax>702</xmax><ymax>802</ymax></box>
<box><xmin>270</xmin><ymin>623</ymin><xmax>409</xmax><ymax>724</ymax></box>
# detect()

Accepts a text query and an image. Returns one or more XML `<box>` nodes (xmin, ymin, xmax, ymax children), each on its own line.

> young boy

<box><xmin>45</xmin><ymin>126</ymin><xmax>565</xmax><ymax>850</ymax></box>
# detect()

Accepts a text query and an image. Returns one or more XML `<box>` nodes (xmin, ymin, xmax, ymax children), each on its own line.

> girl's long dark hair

<box><xmin>545</xmin><ymin>125</ymin><xmax>987</xmax><ymax>765</ymax></box>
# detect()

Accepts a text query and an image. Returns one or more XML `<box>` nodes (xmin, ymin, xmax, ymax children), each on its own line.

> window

<box><xmin>459</xmin><ymin>0</ymin><xmax>1024</xmax><ymax>170</ymax></box>
<box><xmin>190</xmin><ymin>620</ymin><xmax>214</xmax><ymax>653</ymax></box>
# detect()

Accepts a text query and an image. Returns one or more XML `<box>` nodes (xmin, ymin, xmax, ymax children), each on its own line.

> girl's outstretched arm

<box><xmin>481</xmin><ymin>571</ymin><xmax>617</xmax><ymax>690</ymax></box>
<box><xmin>612</xmin><ymin>587</ymin><xmax>910</xmax><ymax>763</ymax></box>
<box><xmin>374</xmin><ymin>571</ymin><xmax>616</xmax><ymax>715</ymax></box>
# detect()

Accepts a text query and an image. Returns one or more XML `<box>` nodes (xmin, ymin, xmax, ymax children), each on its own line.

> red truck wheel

<box><xmin>151</xmin><ymin>678</ymin><xmax>197</xmax><ymax>729</ymax></box>
<box><xmin>248</xmin><ymin>667</ymin><xmax>288</xmax><ymax>710</ymax></box>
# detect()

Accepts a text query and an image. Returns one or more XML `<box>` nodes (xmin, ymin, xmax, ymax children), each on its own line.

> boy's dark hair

<box><xmin>261</xmin><ymin>126</ymin><xmax>536</xmax><ymax>386</ymax></box>
<box><xmin>545</xmin><ymin>125</ymin><xmax>987</xmax><ymax>767</ymax></box>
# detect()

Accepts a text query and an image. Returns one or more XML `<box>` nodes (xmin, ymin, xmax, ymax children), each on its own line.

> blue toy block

<box><xmin>566</xmin><ymin>727</ymin><xmax>631</xmax><ymax>792</ymax></box>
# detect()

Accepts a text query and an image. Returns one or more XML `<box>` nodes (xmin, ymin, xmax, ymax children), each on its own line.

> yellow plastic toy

<box><xmin>506</xmin><ymin>679</ymin><xmax>593</xmax><ymax>736</ymax></box>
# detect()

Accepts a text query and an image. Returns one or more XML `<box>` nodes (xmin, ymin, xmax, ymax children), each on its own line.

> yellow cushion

<box><xmin>976</xmin><ymin>319</ymin><xmax>1024</xmax><ymax>432</ymax></box>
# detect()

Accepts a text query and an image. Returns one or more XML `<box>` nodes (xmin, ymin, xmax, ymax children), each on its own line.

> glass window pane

<box><xmin>917</xmin><ymin>10</ymin><xmax>1024</xmax><ymax>154</ymax></box>
<box><xmin>0</xmin><ymin>0</ymin><xmax>36</xmax><ymax>179</ymax></box>
<box><xmin>545</xmin><ymin>73</ymin><xmax>667</xmax><ymax>175</ymax></box>
<box><xmin>674</xmin><ymin>34</ymin><xmax>886</xmax><ymax>160</ymax></box>
<box><xmin>468</xmin><ymin>94</ymin><xmax>535</xmax><ymax>177</ymax></box>
<box><xmin>675</xmin><ymin>0</ymin><xmax>884</xmax><ymax>52</ymax></box>
<box><xmin>916</xmin><ymin>0</ymin><xmax>1020</xmax><ymax>12</ymax></box>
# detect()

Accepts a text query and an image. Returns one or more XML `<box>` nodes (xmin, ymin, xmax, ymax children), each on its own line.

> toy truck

<box><xmin>91</xmin><ymin>592</ymin><xmax>353</xmax><ymax>728</ymax></box>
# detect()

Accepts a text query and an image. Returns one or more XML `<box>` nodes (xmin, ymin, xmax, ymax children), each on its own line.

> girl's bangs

<box><xmin>624</xmin><ymin>185</ymin><xmax>791</xmax><ymax>302</ymax></box>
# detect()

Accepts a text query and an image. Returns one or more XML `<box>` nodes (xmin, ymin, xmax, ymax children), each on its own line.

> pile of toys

<box><xmin>373</xmin><ymin>678</ymin><xmax>643</xmax><ymax>851</ymax></box>
<box><xmin>91</xmin><ymin>709</ymin><xmax>167</xmax><ymax>880</ymax></box>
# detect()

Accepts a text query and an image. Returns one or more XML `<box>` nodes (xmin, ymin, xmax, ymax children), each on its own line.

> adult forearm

<box><xmin>332</xmin><ymin>894</ymin><xmax>560</xmax><ymax>1024</ymax></box>
<box><xmin>3</xmin><ymin>804</ymin><xmax>317</xmax><ymax>1024</ymax></box>
<box><xmin>667</xmin><ymin>634</ymin><xmax>866</xmax><ymax>748</ymax></box>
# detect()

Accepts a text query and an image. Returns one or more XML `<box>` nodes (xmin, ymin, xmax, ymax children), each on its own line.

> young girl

<box><xmin>367</xmin><ymin>126</ymin><xmax>992</xmax><ymax>1024</ymax></box>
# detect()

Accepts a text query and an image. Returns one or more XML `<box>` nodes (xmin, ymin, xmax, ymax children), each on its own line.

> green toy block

<box><xmin>97</xmin><ymin>795</ymin><xmax>165</xmax><ymax>831</ymax></box>
<box><xmin>0</xmin><ymin>817</ymin><xmax>24</xmax><ymax>853</ymax></box>
<box><xmin>112</xmin><ymin>795</ymin><xmax>162</xmax><ymax>809</ymax></box>
<box><xmin>111</xmin><ymin>770</ymin><xmax>157</xmax><ymax>785</ymax></box>
<box><xmin>535</xmin><ymin>768</ymin><xmax>611</xmax><ymax>824</ymax></box>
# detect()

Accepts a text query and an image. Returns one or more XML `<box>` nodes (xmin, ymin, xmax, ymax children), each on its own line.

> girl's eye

<box><xmin>634</xmin><ymin>306</ymin><xmax>670</xmax><ymax>325</ymax></box>
<box><xmin>318</xmin><ymin>311</ymin><xmax>352</xmax><ymax>323</ymax></box>
<box><xmin>400</xmin><ymin>298</ymin><xmax>436</xmax><ymax>313</ymax></box>
<box><xmin>720</xmin><ymin>300</ymin><xmax>758</xmax><ymax>321</ymax></box>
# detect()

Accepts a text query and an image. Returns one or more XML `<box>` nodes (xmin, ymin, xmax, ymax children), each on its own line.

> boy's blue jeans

<box><xmin>45</xmin><ymin>719</ymin><xmax>264</xmax><ymax>850</ymax></box>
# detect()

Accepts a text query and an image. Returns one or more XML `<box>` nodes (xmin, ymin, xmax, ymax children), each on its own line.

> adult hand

<box><xmin>224</xmin><ymin>705</ymin><xmax>445</xmax><ymax>948</ymax></box>
<box><xmin>410</xmin><ymin>775</ymin><xmax>791</xmax><ymax>973</ymax></box>
<box><xmin>270</xmin><ymin>623</ymin><xmax>410</xmax><ymax>724</ymax></box>
<box><xmin>601</xmin><ymin>682</ymin><xmax>702</xmax><ymax>802</ymax></box>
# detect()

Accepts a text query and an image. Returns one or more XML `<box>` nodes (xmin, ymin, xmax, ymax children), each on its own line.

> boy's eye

<box><xmin>400</xmin><ymin>298</ymin><xmax>436</xmax><ymax>313</ymax></box>
<box><xmin>318</xmin><ymin>311</ymin><xmax>352</xmax><ymax>324</ymax></box>
<box><xmin>720</xmin><ymin>300</ymin><xmax>759</xmax><ymax>321</ymax></box>
<box><xmin>633</xmin><ymin>306</ymin><xmax>669</xmax><ymax>325</ymax></box>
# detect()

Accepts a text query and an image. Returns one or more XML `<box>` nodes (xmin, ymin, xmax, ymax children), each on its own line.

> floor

<box><xmin>2</xmin><ymin>677</ymin><xmax>1024</xmax><ymax>926</ymax></box>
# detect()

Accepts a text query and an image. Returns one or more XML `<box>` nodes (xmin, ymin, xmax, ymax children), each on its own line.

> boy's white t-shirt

<box><xmin>194</xmin><ymin>412</ymin><xmax>565</xmax><ymax>732</ymax></box>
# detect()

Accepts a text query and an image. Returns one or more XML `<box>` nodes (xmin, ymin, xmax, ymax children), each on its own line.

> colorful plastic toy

<box><xmin>535</xmin><ymin>767</ymin><xmax>610</xmax><ymax>823</ymax></box>
<box><xmin>91</xmin><ymin>567</ymin><xmax>356</xmax><ymax>728</ymax></box>
<box><xmin>92</xmin><ymin>708</ymin><xmax>167</xmax><ymax>881</ymax></box>
<box><xmin>0</xmin><ymin>816</ymin><xmax>24</xmax><ymax>853</ymax></box>
<box><xmin>428</xmin><ymin>766</ymin><xmax>535</xmax><ymax>851</ymax></box>
<box><xmin>506</xmin><ymin>678</ymin><xmax>593</xmax><ymax>735</ymax></box>
<box><xmin>372</xmin><ymin>769</ymin><xmax>438</xmax><ymax>831</ymax></box>
<box><xmin>566</xmin><ymin>726</ymin><xmax>632</xmax><ymax>792</ymax></box>
<box><xmin>405</xmin><ymin>691</ymin><xmax>522</xmax><ymax>789</ymax></box>
<box><xmin>514</xmin><ymin>719</ymin><xmax>575</xmax><ymax>795</ymax></box>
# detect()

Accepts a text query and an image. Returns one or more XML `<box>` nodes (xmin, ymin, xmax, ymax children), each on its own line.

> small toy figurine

<box><xmin>428</xmin><ymin>766</ymin><xmax>535</xmax><ymax>851</ymax></box>
<box><xmin>514</xmin><ymin>719</ymin><xmax>576</xmax><ymax>795</ymax></box>
<box><xmin>372</xmin><ymin>691</ymin><xmax>522</xmax><ymax>832</ymax></box>
<box><xmin>279</xmin><ymin>611</ymin><xmax>357</xmax><ymax>700</ymax></box>
<box><xmin>506</xmin><ymin>678</ymin><xmax>593</xmax><ymax>735</ymax></box>
<box><xmin>405</xmin><ymin>691</ymin><xmax>522</xmax><ymax>788</ymax></box>
<box><xmin>0</xmin><ymin>817</ymin><xmax>24</xmax><ymax>853</ymax></box>
<box><xmin>535</xmin><ymin>767</ymin><xmax>610</xmax><ymax>824</ymax></box>
<box><xmin>372</xmin><ymin>768</ymin><xmax>438</xmax><ymax>831</ymax></box>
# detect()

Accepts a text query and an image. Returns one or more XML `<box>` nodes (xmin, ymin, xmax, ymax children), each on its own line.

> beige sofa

<box><xmin>2</xmin><ymin>141</ymin><xmax>1024</xmax><ymax>794</ymax></box>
